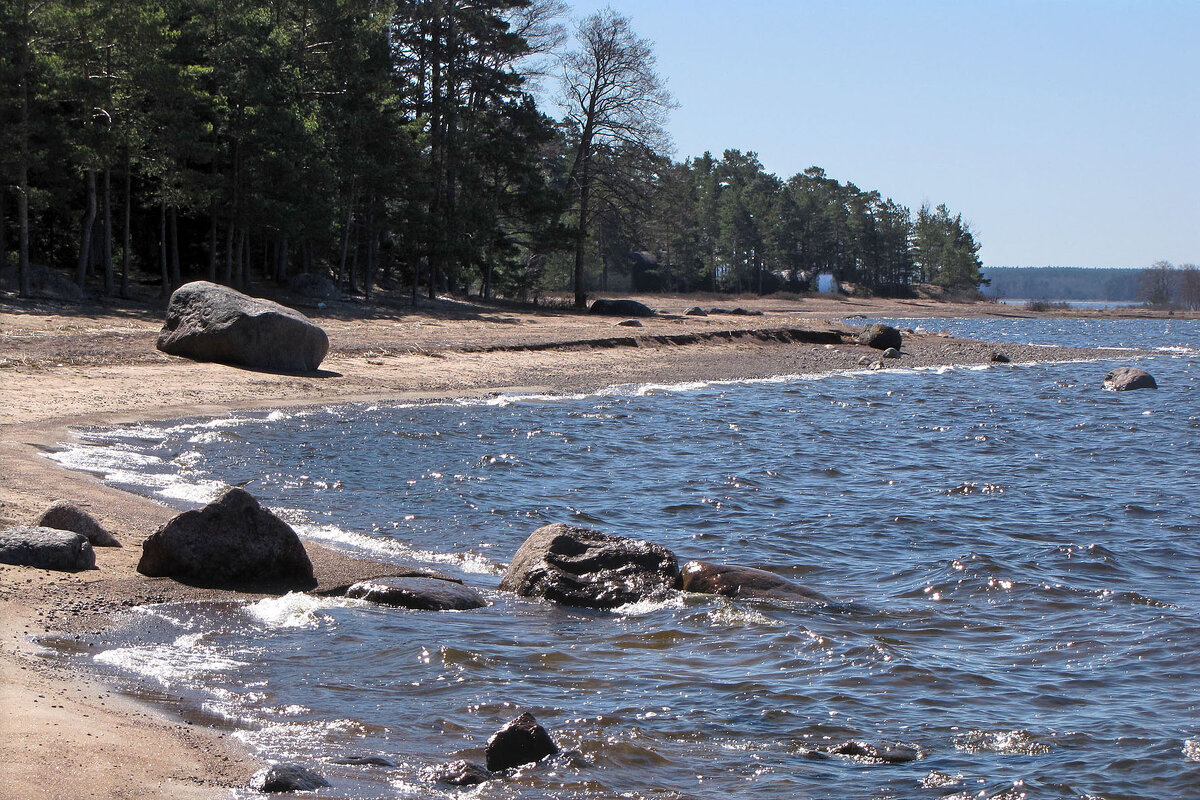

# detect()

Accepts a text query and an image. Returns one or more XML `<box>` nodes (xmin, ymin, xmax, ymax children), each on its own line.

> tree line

<box><xmin>1</xmin><ymin>0</ymin><xmax>985</xmax><ymax>307</ymax></box>
<box><xmin>1138</xmin><ymin>261</ymin><xmax>1200</xmax><ymax>310</ymax></box>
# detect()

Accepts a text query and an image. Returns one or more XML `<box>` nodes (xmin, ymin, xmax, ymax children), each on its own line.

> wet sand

<box><xmin>0</xmin><ymin>290</ymin><xmax>1159</xmax><ymax>799</ymax></box>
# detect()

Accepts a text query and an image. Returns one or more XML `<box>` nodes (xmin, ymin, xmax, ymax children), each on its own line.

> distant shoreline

<box><xmin>0</xmin><ymin>292</ymin><xmax>1161</xmax><ymax>800</ymax></box>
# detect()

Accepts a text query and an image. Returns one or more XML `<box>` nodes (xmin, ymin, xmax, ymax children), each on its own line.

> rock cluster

<box><xmin>156</xmin><ymin>281</ymin><xmax>329</xmax><ymax>372</ymax></box>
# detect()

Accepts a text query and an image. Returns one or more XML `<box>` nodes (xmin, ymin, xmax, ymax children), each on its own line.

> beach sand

<box><xmin>0</xmin><ymin>290</ymin><xmax>1159</xmax><ymax>799</ymax></box>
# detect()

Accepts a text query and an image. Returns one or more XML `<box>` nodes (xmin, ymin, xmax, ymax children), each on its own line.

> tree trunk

<box><xmin>77</xmin><ymin>170</ymin><xmax>98</xmax><ymax>288</ymax></box>
<box><xmin>235</xmin><ymin>228</ymin><xmax>246</xmax><ymax>290</ymax></box>
<box><xmin>276</xmin><ymin>232</ymin><xmax>288</xmax><ymax>284</ymax></box>
<box><xmin>102</xmin><ymin>168</ymin><xmax>114</xmax><ymax>295</ymax></box>
<box><xmin>159</xmin><ymin>200</ymin><xmax>169</xmax><ymax>297</ymax></box>
<box><xmin>364</xmin><ymin>201</ymin><xmax>376</xmax><ymax>301</ymax></box>
<box><xmin>0</xmin><ymin>186</ymin><xmax>6</xmax><ymax>269</ymax></box>
<box><xmin>338</xmin><ymin>191</ymin><xmax>354</xmax><ymax>289</ymax></box>
<box><xmin>224</xmin><ymin>220</ymin><xmax>234</xmax><ymax>285</ymax></box>
<box><xmin>169</xmin><ymin>207</ymin><xmax>181</xmax><ymax>289</ymax></box>
<box><xmin>121</xmin><ymin>150</ymin><xmax>131</xmax><ymax>297</ymax></box>
<box><xmin>16</xmin><ymin>1</ymin><xmax>32</xmax><ymax>298</ymax></box>
<box><xmin>207</xmin><ymin>205</ymin><xmax>218</xmax><ymax>281</ymax></box>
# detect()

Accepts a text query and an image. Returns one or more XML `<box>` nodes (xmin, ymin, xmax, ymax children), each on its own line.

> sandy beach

<box><xmin>0</xmin><ymin>289</ymin><xmax>1169</xmax><ymax>799</ymax></box>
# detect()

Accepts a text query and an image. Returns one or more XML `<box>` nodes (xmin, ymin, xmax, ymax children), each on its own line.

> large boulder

<box><xmin>1103</xmin><ymin>366</ymin><xmax>1157</xmax><ymax>391</ymax></box>
<box><xmin>35</xmin><ymin>501</ymin><xmax>120</xmax><ymax>547</ymax></box>
<box><xmin>0</xmin><ymin>266</ymin><xmax>85</xmax><ymax>301</ymax></box>
<box><xmin>677</xmin><ymin>561</ymin><xmax>827</xmax><ymax>603</ymax></box>
<box><xmin>0</xmin><ymin>527</ymin><xmax>96</xmax><ymax>571</ymax></box>
<box><xmin>499</xmin><ymin>524</ymin><xmax>679</xmax><ymax>609</ymax></box>
<box><xmin>856</xmin><ymin>323</ymin><xmax>902</xmax><ymax>351</ymax></box>
<box><xmin>249</xmin><ymin>763</ymin><xmax>330</xmax><ymax>793</ymax></box>
<box><xmin>287</xmin><ymin>272</ymin><xmax>341</xmax><ymax>301</ymax></box>
<box><xmin>137</xmin><ymin>487</ymin><xmax>314</xmax><ymax>589</ymax></box>
<box><xmin>589</xmin><ymin>298</ymin><xmax>655</xmax><ymax>317</ymax></box>
<box><xmin>345</xmin><ymin>577</ymin><xmax>486</xmax><ymax>611</ymax></box>
<box><xmin>156</xmin><ymin>281</ymin><xmax>328</xmax><ymax>372</ymax></box>
<box><xmin>485</xmin><ymin>712</ymin><xmax>559</xmax><ymax>772</ymax></box>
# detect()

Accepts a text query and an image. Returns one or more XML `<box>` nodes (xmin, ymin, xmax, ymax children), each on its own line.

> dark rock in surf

<box><xmin>810</xmin><ymin>740</ymin><xmax>922</xmax><ymax>764</ymax></box>
<box><xmin>345</xmin><ymin>576</ymin><xmax>486</xmax><ymax>611</ymax></box>
<box><xmin>485</xmin><ymin>712</ymin><xmax>559</xmax><ymax>772</ymax></box>
<box><xmin>499</xmin><ymin>523</ymin><xmax>679</xmax><ymax>609</ymax></box>
<box><xmin>0</xmin><ymin>526</ymin><xmax>95</xmax><ymax>571</ymax></box>
<box><xmin>137</xmin><ymin>487</ymin><xmax>314</xmax><ymax>589</ymax></box>
<box><xmin>35</xmin><ymin>501</ymin><xmax>121</xmax><ymax>547</ymax></box>
<box><xmin>677</xmin><ymin>560</ymin><xmax>827</xmax><ymax>603</ymax></box>
<box><xmin>1103</xmin><ymin>366</ymin><xmax>1157</xmax><ymax>391</ymax></box>
<box><xmin>856</xmin><ymin>323</ymin><xmax>903</xmax><ymax>351</ymax></box>
<box><xmin>422</xmin><ymin>759</ymin><xmax>491</xmax><ymax>786</ymax></box>
<box><xmin>331</xmin><ymin>754</ymin><xmax>396</xmax><ymax>767</ymax></box>
<box><xmin>156</xmin><ymin>281</ymin><xmax>329</xmax><ymax>372</ymax></box>
<box><xmin>990</xmin><ymin>351</ymin><xmax>1011</xmax><ymax>363</ymax></box>
<box><xmin>589</xmin><ymin>298</ymin><xmax>655</xmax><ymax>317</ymax></box>
<box><xmin>249</xmin><ymin>763</ymin><xmax>330</xmax><ymax>792</ymax></box>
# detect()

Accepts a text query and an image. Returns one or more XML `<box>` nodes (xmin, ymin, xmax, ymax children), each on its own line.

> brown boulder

<box><xmin>36</xmin><ymin>501</ymin><xmax>120</xmax><ymax>547</ymax></box>
<box><xmin>677</xmin><ymin>560</ymin><xmax>826</xmax><ymax>603</ymax></box>
<box><xmin>1103</xmin><ymin>366</ymin><xmax>1157</xmax><ymax>391</ymax></box>
<box><xmin>485</xmin><ymin>712</ymin><xmax>559</xmax><ymax>772</ymax></box>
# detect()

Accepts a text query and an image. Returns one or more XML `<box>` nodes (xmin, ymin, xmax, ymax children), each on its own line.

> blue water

<box><xmin>56</xmin><ymin>318</ymin><xmax>1200</xmax><ymax>799</ymax></box>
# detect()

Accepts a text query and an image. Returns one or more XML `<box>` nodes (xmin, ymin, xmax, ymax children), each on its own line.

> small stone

<box><xmin>616</xmin><ymin>319</ymin><xmax>643</xmax><ymax>328</ymax></box>
<box><xmin>684</xmin><ymin>306</ymin><xmax>707</xmax><ymax>316</ymax></box>
<box><xmin>882</xmin><ymin>347</ymin><xmax>901</xmax><ymax>359</ymax></box>
<box><xmin>485</xmin><ymin>712</ymin><xmax>559</xmax><ymax>772</ymax></box>
<box><xmin>421</xmin><ymin>759</ymin><xmax>491</xmax><ymax>786</ymax></box>
<box><xmin>249</xmin><ymin>763</ymin><xmax>330</xmax><ymax>793</ymax></box>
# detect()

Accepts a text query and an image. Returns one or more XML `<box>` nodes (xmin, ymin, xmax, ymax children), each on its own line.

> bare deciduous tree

<box><xmin>559</xmin><ymin>8</ymin><xmax>674</xmax><ymax>308</ymax></box>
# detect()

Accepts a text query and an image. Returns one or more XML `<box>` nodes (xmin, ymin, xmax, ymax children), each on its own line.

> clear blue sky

<box><xmin>565</xmin><ymin>1</ymin><xmax>1198</xmax><ymax>269</ymax></box>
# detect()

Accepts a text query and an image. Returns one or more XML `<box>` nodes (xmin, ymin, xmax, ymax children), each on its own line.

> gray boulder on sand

<box><xmin>0</xmin><ymin>526</ymin><xmax>95</xmax><ymax>571</ymax></box>
<box><xmin>499</xmin><ymin>523</ymin><xmax>679</xmax><ymax>609</ymax></box>
<box><xmin>677</xmin><ymin>560</ymin><xmax>827</xmax><ymax>603</ymax></box>
<box><xmin>345</xmin><ymin>576</ymin><xmax>486</xmax><ymax>610</ymax></box>
<box><xmin>856</xmin><ymin>323</ymin><xmax>903</xmax><ymax>351</ymax></box>
<box><xmin>249</xmin><ymin>763</ymin><xmax>330</xmax><ymax>793</ymax></box>
<box><xmin>1103</xmin><ymin>366</ymin><xmax>1157</xmax><ymax>391</ymax></box>
<box><xmin>156</xmin><ymin>281</ymin><xmax>329</xmax><ymax>372</ymax></box>
<box><xmin>137</xmin><ymin>487</ymin><xmax>314</xmax><ymax>589</ymax></box>
<box><xmin>588</xmin><ymin>298</ymin><xmax>655</xmax><ymax>317</ymax></box>
<box><xmin>485</xmin><ymin>712</ymin><xmax>559</xmax><ymax>772</ymax></box>
<box><xmin>36</xmin><ymin>501</ymin><xmax>120</xmax><ymax>547</ymax></box>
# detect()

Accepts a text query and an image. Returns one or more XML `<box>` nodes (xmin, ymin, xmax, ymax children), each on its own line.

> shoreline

<box><xmin>0</xmin><ymin>293</ymin><xmax>1152</xmax><ymax>799</ymax></box>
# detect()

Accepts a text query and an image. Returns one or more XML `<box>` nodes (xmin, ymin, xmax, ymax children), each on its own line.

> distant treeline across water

<box><xmin>981</xmin><ymin>267</ymin><xmax>1141</xmax><ymax>301</ymax></box>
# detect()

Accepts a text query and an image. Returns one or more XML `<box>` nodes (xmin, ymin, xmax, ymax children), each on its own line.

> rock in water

<box><xmin>588</xmin><ymin>298</ymin><xmax>655</xmax><ymax>317</ymax></box>
<box><xmin>421</xmin><ymin>760</ymin><xmax>491</xmax><ymax>786</ymax></box>
<box><xmin>0</xmin><ymin>526</ymin><xmax>95</xmax><ymax>571</ymax></box>
<box><xmin>249</xmin><ymin>763</ymin><xmax>330</xmax><ymax>793</ymax></box>
<box><xmin>856</xmin><ymin>323</ymin><xmax>902</xmax><ymax>351</ymax></box>
<box><xmin>137</xmin><ymin>487</ymin><xmax>314</xmax><ymax>589</ymax></box>
<box><xmin>156</xmin><ymin>281</ymin><xmax>329</xmax><ymax>372</ymax></box>
<box><xmin>1104</xmin><ymin>366</ymin><xmax>1157</xmax><ymax>391</ymax></box>
<box><xmin>35</xmin><ymin>501</ymin><xmax>121</xmax><ymax>547</ymax></box>
<box><xmin>485</xmin><ymin>712</ymin><xmax>559</xmax><ymax>771</ymax></box>
<box><xmin>499</xmin><ymin>523</ymin><xmax>679</xmax><ymax>609</ymax></box>
<box><xmin>677</xmin><ymin>560</ymin><xmax>827</xmax><ymax>603</ymax></box>
<box><xmin>345</xmin><ymin>577</ymin><xmax>486</xmax><ymax>610</ymax></box>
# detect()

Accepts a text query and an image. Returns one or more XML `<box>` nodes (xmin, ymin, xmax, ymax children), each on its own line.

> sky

<box><xmin>563</xmin><ymin>1</ymin><xmax>1198</xmax><ymax>269</ymax></box>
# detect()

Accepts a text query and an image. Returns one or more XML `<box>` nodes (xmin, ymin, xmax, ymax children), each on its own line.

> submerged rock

<box><xmin>806</xmin><ymin>740</ymin><xmax>922</xmax><ymax>764</ymax></box>
<box><xmin>137</xmin><ymin>487</ymin><xmax>314</xmax><ymax>589</ymax></box>
<box><xmin>157</xmin><ymin>280</ymin><xmax>329</xmax><ymax>372</ymax></box>
<box><xmin>249</xmin><ymin>763</ymin><xmax>330</xmax><ymax>793</ymax></box>
<box><xmin>331</xmin><ymin>754</ymin><xmax>395</xmax><ymax>767</ymax></box>
<box><xmin>677</xmin><ymin>560</ymin><xmax>827</xmax><ymax>603</ymax></box>
<box><xmin>857</xmin><ymin>323</ymin><xmax>902</xmax><ymax>351</ymax></box>
<box><xmin>0</xmin><ymin>526</ymin><xmax>95</xmax><ymax>571</ymax></box>
<box><xmin>499</xmin><ymin>523</ymin><xmax>679</xmax><ymax>609</ymax></box>
<box><xmin>589</xmin><ymin>298</ymin><xmax>655</xmax><ymax>317</ymax></box>
<box><xmin>345</xmin><ymin>576</ymin><xmax>486</xmax><ymax>611</ymax></box>
<box><xmin>1103</xmin><ymin>366</ymin><xmax>1157</xmax><ymax>391</ymax></box>
<box><xmin>35</xmin><ymin>501</ymin><xmax>120</xmax><ymax>547</ymax></box>
<box><xmin>485</xmin><ymin>712</ymin><xmax>559</xmax><ymax>772</ymax></box>
<box><xmin>422</xmin><ymin>759</ymin><xmax>491</xmax><ymax>786</ymax></box>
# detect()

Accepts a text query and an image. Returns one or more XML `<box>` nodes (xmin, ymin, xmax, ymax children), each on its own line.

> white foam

<box><xmin>286</xmin><ymin>518</ymin><xmax>501</xmax><ymax>575</ymax></box>
<box><xmin>614</xmin><ymin>594</ymin><xmax>687</xmax><ymax>616</ymax></box>
<box><xmin>94</xmin><ymin>643</ymin><xmax>248</xmax><ymax>688</ymax></box>
<box><xmin>245</xmin><ymin>592</ymin><xmax>361</xmax><ymax>630</ymax></box>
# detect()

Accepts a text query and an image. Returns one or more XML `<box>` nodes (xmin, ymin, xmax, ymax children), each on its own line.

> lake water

<box><xmin>51</xmin><ymin>318</ymin><xmax>1199</xmax><ymax>799</ymax></box>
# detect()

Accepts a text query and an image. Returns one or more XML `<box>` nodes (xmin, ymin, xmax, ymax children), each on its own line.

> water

<box><xmin>51</xmin><ymin>319</ymin><xmax>1200</xmax><ymax>799</ymax></box>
